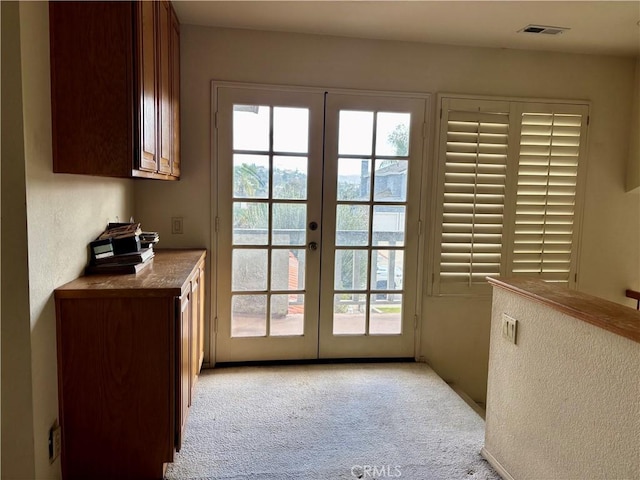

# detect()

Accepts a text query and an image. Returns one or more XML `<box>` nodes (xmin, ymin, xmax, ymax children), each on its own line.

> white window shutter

<box><xmin>434</xmin><ymin>99</ymin><xmax>511</xmax><ymax>294</ymax></box>
<box><xmin>433</xmin><ymin>97</ymin><xmax>589</xmax><ymax>296</ymax></box>
<box><xmin>510</xmin><ymin>104</ymin><xmax>589</xmax><ymax>286</ymax></box>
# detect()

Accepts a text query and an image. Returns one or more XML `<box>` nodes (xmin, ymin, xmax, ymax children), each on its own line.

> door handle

<box><xmin>308</xmin><ymin>242</ymin><xmax>318</xmax><ymax>251</ymax></box>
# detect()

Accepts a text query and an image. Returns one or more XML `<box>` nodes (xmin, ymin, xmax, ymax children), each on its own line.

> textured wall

<box><xmin>133</xmin><ymin>25</ymin><xmax>639</xmax><ymax>402</ymax></box>
<box><xmin>15</xmin><ymin>3</ymin><xmax>135</xmax><ymax>478</ymax></box>
<box><xmin>484</xmin><ymin>287</ymin><xmax>640</xmax><ymax>479</ymax></box>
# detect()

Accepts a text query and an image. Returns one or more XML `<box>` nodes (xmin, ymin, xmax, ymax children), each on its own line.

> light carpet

<box><xmin>165</xmin><ymin>363</ymin><xmax>500</xmax><ymax>480</ymax></box>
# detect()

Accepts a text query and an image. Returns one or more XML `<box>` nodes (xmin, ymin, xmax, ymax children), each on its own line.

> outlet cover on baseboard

<box><xmin>48</xmin><ymin>421</ymin><xmax>61</xmax><ymax>464</ymax></box>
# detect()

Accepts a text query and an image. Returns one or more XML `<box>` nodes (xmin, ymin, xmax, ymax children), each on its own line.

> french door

<box><xmin>214</xmin><ymin>84</ymin><xmax>427</xmax><ymax>362</ymax></box>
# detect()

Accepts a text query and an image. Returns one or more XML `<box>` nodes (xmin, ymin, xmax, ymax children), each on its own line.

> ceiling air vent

<box><xmin>519</xmin><ymin>24</ymin><xmax>570</xmax><ymax>35</ymax></box>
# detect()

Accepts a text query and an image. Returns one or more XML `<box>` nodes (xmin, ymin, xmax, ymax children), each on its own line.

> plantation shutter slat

<box><xmin>512</xmin><ymin>110</ymin><xmax>586</xmax><ymax>285</ymax></box>
<box><xmin>437</xmin><ymin>102</ymin><xmax>510</xmax><ymax>292</ymax></box>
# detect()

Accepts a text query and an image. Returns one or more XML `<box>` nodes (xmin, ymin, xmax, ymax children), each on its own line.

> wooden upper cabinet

<box><xmin>49</xmin><ymin>1</ymin><xmax>180</xmax><ymax>180</ymax></box>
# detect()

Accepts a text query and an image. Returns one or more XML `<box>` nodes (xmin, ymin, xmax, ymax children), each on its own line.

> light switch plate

<box><xmin>502</xmin><ymin>313</ymin><xmax>518</xmax><ymax>344</ymax></box>
<box><xmin>171</xmin><ymin>217</ymin><xmax>183</xmax><ymax>234</ymax></box>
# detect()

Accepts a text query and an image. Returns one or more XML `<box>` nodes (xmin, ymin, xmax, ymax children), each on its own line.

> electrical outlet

<box><xmin>171</xmin><ymin>216</ymin><xmax>184</xmax><ymax>234</ymax></box>
<box><xmin>502</xmin><ymin>314</ymin><xmax>518</xmax><ymax>344</ymax></box>
<box><xmin>48</xmin><ymin>422</ymin><xmax>61</xmax><ymax>464</ymax></box>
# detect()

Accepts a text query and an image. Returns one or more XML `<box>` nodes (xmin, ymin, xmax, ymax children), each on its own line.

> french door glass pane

<box><xmin>370</xmin><ymin>295</ymin><xmax>402</xmax><ymax>334</ymax></box>
<box><xmin>274</xmin><ymin>107</ymin><xmax>309</xmax><ymax>153</ymax></box>
<box><xmin>375</xmin><ymin>112</ymin><xmax>411</xmax><ymax>156</ymax></box>
<box><xmin>338</xmin><ymin>111</ymin><xmax>373</xmax><ymax>155</ymax></box>
<box><xmin>337</xmin><ymin>158</ymin><xmax>371</xmax><ymax>201</ymax></box>
<box><xmin>333</xmin><ymin>294</ymin><xmax>366</xmax><ymax>334</ymax></box>
<box><xmin>336</xmin><ymin>205</ymin><xmax>369</xmax><ymax>246</ymax></box>
<box><xmin>233</xmin><ymin>202</ymin><xmax>268</xmax><ymax>245</ymax></box>
<box><xmin>233</xmin><ymin>105</ymin><xmax>269</xmax><ymax>151</ymax></box>
<box><xmin>270</xmin><ymin>294</ymin><xmax>304</xmax><ymax>336</ymax></box>
<box><xmin>374</xmin><ymin>160</ymin><xmax>408</xmax><ymax>202</ymax></box>
<box><xmin>272</xmin><ymin>203</ymin><xmax>306</xmax><ymax>246</ymax></box>
<box><xmin>233</xmin><ymin>155</ymin><xmax>269</xmax><ymax>198</ymax></box>
<box><xmin>232</xmin><ymin>249</ymin><xmax>267</xmax><ymax>291</ymax></box>
<box><xmin>273</xmin><ymin>156</ymin><xmax>308</xmax><ymax>200</ymax></box>
<box><xmin>232</xmin><ymin>294</ymin><xmax>267</xmax><ymax>337</ymax></box>
<box><xmin>372</xmin><ymin>205</ymin><xmax>405</xmax><ymax>246</ymax></box>
<box><xmin>334</xmin><ymin>249</ymin><xmax>368</xmax><ymax>290</ymax></box>
<box><xmin>371</xmin><ymin>249</ymin><xmax>404</xmax><ymax>290</ymax></box>
<box><xmin>271</xmin><ymin>249</ymin><xmax>306</xmax><ymax>290</ymax></box>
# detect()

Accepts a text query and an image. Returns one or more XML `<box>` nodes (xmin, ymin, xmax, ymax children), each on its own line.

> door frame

<box><xmin>210</xmin><ymin>81</ymin><xmax>432</xmax><ymax>365</ymax></box>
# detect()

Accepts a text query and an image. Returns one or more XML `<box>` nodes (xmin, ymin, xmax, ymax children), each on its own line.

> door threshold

<box><xmin>213</xmin><ymin>357</ymin><xmax>416</xmax><ymax>369</ymax></box>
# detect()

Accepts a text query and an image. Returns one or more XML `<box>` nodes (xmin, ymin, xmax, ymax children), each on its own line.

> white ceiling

<box><xmin>172</xmin><ymin>1</ymin><xmax>640</xmax><ymax>57</ymax></box>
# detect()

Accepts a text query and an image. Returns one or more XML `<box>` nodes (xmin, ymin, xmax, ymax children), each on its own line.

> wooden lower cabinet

<box><xmin>55</xmin><ymin>249</ymin><xmax>206</xmax><ymax>479</ymax></box>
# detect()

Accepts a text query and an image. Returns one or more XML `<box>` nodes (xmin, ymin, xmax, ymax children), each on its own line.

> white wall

<box><xmin>484</xmin><ymin>285</ymin><xmax>640</xmax><ymax>479</ymax></box>
<box><xmin>134</xmin><ymin>25</ymin><xmax>639</xmax><ymax>403</ymax></box>
<box><xmin>1</xmin><ymin>3</ymin><xmax>135</xmax><ymax>478</ymax></box>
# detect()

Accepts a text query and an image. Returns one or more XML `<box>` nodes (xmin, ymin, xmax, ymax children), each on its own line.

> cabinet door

<box><xmin>177</xmin><ymin>292</ymin><xmax>190</xmax><ymax>451</ymax></box>
<box><xmin>170</xmin><ymin>6</ymin><xmax>181</xmax><ymax>177</ymax></box>
<box><xmin>49</xmin><ymin>2</ymin><xmax>135</xmax><ymax>177</ymax></box>
<box><xmin>137</xmin><ymin>1</ymin><xmax>158</xmax><ymax>172</ymax></box>
<box><xmin>157</xmin><ymin>0</ymin><xmax>172</xmax><ymax>175</ymax></box>
<box><xmin>57</xmin><ymin>297</ymin><xmax>174</xmax><ymax>479</ymax></box>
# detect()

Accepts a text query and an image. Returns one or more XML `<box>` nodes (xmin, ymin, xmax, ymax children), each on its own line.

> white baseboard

<box><xmin>447</xmin><ymin>382</ymin><xmax>486</xmax><ymax>419</ymax></box>
<box><xmin>481</xmin><ymin>447</ymin><xmax>514</xmax><ymax>480</ymax></box>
